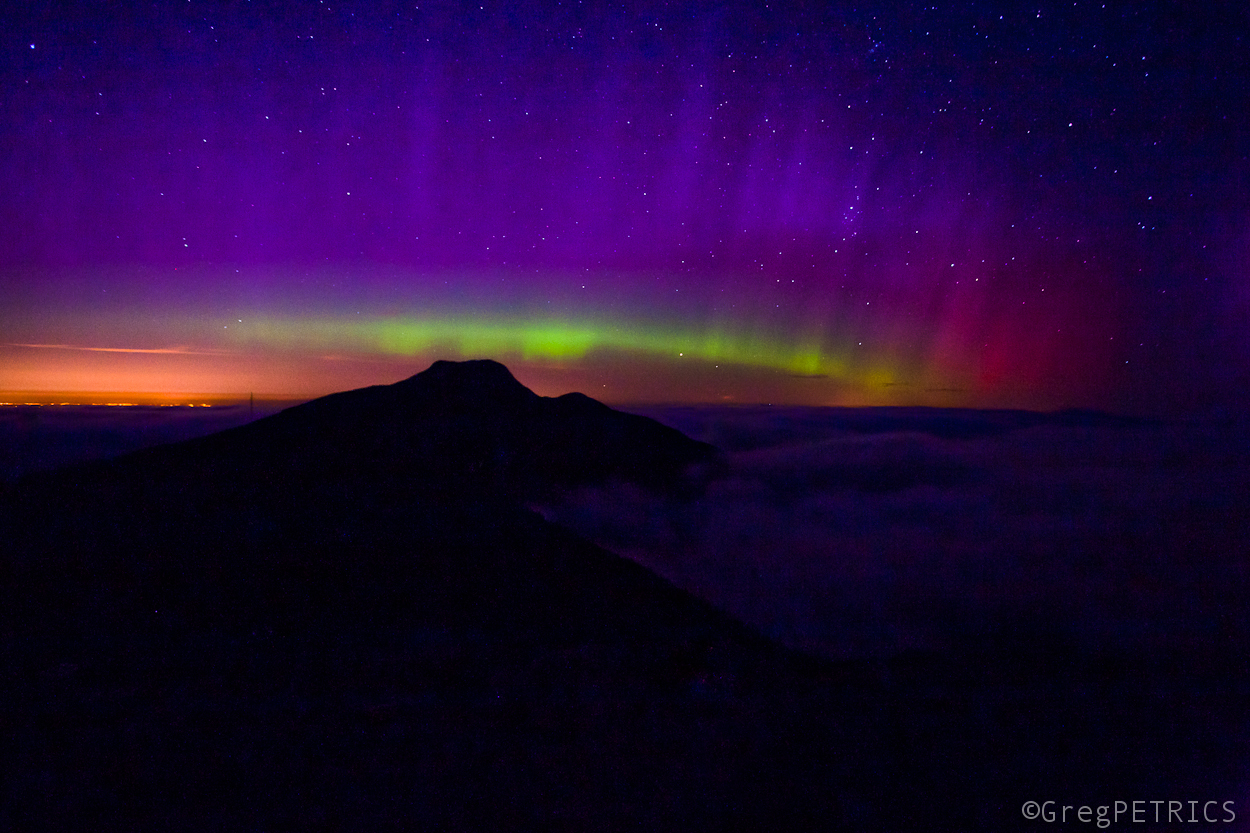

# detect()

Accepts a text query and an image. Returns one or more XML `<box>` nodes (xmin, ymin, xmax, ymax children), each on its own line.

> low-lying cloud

<box><xmin>537</xmin><ymin>408</ymin><xmax>1250</xmax><ymax>660</ymax></box>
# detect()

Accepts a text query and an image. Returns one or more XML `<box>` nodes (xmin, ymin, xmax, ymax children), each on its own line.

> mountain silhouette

<box><xmin>2</xmin><ymin>361</ymin><xmax>1224</xmax><ymax>831</ymax></box>
<box><xmin>18</xmin><ymin>359</ymin><xmax>715</xmax><ymax>506</ymax></box>
<box><xmin>277</xmin><ymin>358</ymin><xmax>719</xmax><ymax>494</ymax></box>
<box><xmin>1</xmin><ymin>361</ymin><xmax>850</xmax><ymax>831</ymax></box>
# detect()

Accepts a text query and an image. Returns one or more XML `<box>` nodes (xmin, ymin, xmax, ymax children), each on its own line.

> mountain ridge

<box><xmin>4</xmin><ymin>360</ymin><xmax>1240</xmax><ymax>831</ymax></box>
<box><xmin>16</xmin><ymin>359</ymin><xmax>715</xmax><ymax>503</ymax></box>
<box><xmin>1</xmin><ymin>360</ymin><xmax>859</xmax><ymax>831</ymax></box>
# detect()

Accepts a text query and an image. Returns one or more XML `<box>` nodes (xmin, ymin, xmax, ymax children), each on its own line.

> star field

<box><xmin>1</xmin><ymin>1</ymin><xmax>1246</xmax><ymax>412</ymax></box>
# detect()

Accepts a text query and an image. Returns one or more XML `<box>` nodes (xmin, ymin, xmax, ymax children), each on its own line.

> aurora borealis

<box><xmin>2</xmin><ymin>1</ymin><xmax>1247</xmax><ymax>413</ymax></box>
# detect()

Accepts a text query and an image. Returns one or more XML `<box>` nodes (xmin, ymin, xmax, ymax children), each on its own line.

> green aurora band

<box><xmin>233</xmin><ymin>315</ymin><xmax>904</xmax><ymax>386</ymax></box>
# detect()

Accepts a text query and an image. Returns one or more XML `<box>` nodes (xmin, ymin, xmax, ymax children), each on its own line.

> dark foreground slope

<box><xmin>2</xmin><ymin>361</ymin><xmax>845</xmax><ymax>831</ymax></box>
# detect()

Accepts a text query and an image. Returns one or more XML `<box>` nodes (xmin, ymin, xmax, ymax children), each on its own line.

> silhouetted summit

<box><xmin>5</xmin><ymin>361</ymin><xmax>836</xmax><ymax>830</ymax></box>
<box><xmin>396</xmin><ymin>358</ymin><xmax>539</xmax><ymax>405</ymax></box>
<box><xmin>4</xmin><ymin>367</ymin><xmax>1236</xmax><ymax>831</ymax></box>
<box><xmin>32</xmin><ymin>359</ymin><xmax>712</xmax><ymax>503</ymax></box>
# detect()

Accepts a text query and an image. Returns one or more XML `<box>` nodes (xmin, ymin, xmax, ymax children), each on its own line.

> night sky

<box><xmin>2</xmin><ymin>1</ymin><xmax>1247</xmax><ymax>414</ymax></box>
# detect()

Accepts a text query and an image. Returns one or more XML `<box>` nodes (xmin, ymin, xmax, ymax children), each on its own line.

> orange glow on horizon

<box><xmin>0</xmin><ymin>342</ymin><xmax>413</xmax><ymax>402</ymax></box>
<box><xmin>0</xmin><ymin>391</ymin><xmax>288</xmax><ymax>406</ymax></box>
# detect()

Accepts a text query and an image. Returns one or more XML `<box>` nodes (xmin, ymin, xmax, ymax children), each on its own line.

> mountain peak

<box><xmin>416</xmin><ymin>358</ymin><xmax>520</xmax><ymax>385</ymax></box>
<box><xmin>396</xmin><ymin>358</ymin><xmax>536</xmax><ymax>406</ymax></box>
<box><xmin>20</xmin><ymin>359</ymin><xmax>715</xmax><ymax>501</ymax></box>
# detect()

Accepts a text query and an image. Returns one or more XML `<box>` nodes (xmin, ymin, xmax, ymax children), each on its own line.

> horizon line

<box><xmin>0</xmin><ymin>390</ymin><xmax>1155</xmax><ymax>419</ymax></box>
<box><xmin>0</xmin><ymin>390</ymin><xmax>312</xmax><ymax>406</ymax></box>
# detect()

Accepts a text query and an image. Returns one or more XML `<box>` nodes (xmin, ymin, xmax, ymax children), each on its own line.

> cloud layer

<box><xmin>537</xmin><ymin>407</ymin><xmax>1250</xmax><ymax>660</ymax></box>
